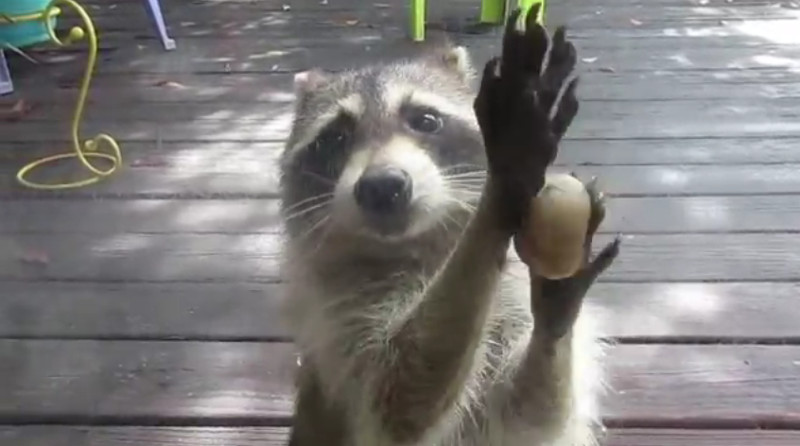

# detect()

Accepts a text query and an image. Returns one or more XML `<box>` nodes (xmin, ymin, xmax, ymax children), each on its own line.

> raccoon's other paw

<box><xmin>473</xmin><ymin>5</ymin><xmax>580</xmax><ymax>230</ymax></box>
<box><xmin>531</xmin><ymin>178</ymin><xmax>621</xmax><ymax>340</ymax></box>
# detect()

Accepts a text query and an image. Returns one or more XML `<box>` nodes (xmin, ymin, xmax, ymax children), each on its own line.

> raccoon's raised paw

<box><xmin>531</xmin><ymin>177</ymin><xmax>621</xmax><ymax>340</ymax></box>
<box><xmin>473</xmin><ymin>5</ymin><xmax>580</xmax><ymax>230</ymax></box>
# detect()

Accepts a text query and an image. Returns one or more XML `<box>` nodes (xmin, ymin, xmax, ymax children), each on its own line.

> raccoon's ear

<box><xmin>293</xmin><ymin>69</ymin><xmax>328</xmax><ymax>94</ymax></box>
<box><xmin>432</xmin><ymin>46</ymin><xmax>475</xmax><ymax>81</ymax></box>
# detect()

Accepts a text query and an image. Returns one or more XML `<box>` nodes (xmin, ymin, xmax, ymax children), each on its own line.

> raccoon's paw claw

<box><xmin>535</xmin><ymin>235</ymin><xmax>622</xmax><ymax>340</ymax></box>
<box><xmin>473</xmin><ymin>6</ymin><xmax>581</xmax><ymax>229</ymax></box>
<box><xmin>584</xmin><ymin>176</ymin><xmax>606</xmax><ymax>239</ymax></box>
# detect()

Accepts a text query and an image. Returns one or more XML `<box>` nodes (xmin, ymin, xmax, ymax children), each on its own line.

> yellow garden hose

<box><xmin>2</xmin><ymin>0</ymin><xmax>122</xmax><ymax>189</ymax></box>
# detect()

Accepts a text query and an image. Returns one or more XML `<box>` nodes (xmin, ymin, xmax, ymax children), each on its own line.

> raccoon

<box><xmin>277</xmin><ymin>7</ymin><xmax>621</xmax><ymax>446</ymax></box>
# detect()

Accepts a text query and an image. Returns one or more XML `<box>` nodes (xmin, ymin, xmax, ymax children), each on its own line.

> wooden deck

<box><xmin>2</xmin><ymin>0</ymin><xmax>800</xmax><ymax>444</ymax></box>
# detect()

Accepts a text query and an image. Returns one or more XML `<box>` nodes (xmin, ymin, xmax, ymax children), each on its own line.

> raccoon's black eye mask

<box><xmin>309</xmin><ymin>113</ymin><xmax>355</xmax><ymax>154</ymax></box>
<box><xmin>294</xmin><ymin>113</ymin><xmax>356</xmax><ymax>184</ymax></box>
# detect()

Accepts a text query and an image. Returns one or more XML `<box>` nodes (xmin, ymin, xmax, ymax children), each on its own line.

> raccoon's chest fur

<box><xmin>284</xmin><ymin>260</ymin><xmax>544</xmax><ymax>446</ymax></box>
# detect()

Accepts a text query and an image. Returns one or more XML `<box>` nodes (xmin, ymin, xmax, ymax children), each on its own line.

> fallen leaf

<box><xmin>598</xmin><ymin>66</ymin><xmax>616</xmax><ymax>73</ymax></box>
<box><xmin>18</xmin><ymin>249</ymin><xmax>49</xmax><ymax>266</ymax></box>
<box><xmin>154</xmin><ymin>80</ymin><xmax>189</xmax><ymax>89</ymax></box>
<box><xmin>345</xmin><ymin>19</ymin><xmax>359</xmax><ymax>26</ymax></box>
<box><xmin>0</xmin><ymin>99</ymin><xmax>35</xmax><ymax>122</ymax></box>
<box><xmin>630</xmin><ymin>18</ymin><xmax>642</xmax><ymax>26</ymax></box>
<box><xmin>131</xmin><ymin>155</ymin><xmax>169</xmax><ymax>168</ymax></box>
<box><xmin>581</xmin><ymin>57</ymin><xmax>598</xmax><ymax>63</ymax></box>
<box><xmin>282</xmin><ymin>4</ymin><xmax>291</xmax><ymax>11</ymax></box>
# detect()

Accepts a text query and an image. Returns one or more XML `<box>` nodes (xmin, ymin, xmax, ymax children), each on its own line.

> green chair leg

<box><xmin>411</xmin><ymin>0</ymin><xmax>425</xmax><ymax>42</ymax></box>
<box><xmin>480</xmin><ymin>0</ymin><xmax>505</xmax><ymax>24</ymax></box>
<box><xmin>411</xmin><ymin>0</ymin><xmax>546</xmax><ymax>42</ymax></box>
<box><xmin>481</xmin><ymin>0</ymin><xmax>546</xmax><ymax>25</ymax></box>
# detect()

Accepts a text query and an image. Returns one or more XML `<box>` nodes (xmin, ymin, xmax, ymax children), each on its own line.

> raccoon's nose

<box><xmin>354</xmin><ymin>165</ymin><xmax>413</xmax><ymax>214</ymax></box>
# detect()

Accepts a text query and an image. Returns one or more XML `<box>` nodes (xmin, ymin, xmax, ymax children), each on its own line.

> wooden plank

<box><xmin>0</xmin><ymin>233</ymin><xmax>287</xmax><ymax>282</ymax></box>
<box><xmin>2</xmin><ymin>281</ymin><xmax>799</xmax><ymax>341</ymax></box>
<box><xmin>591</xmin><ymin>282</ymin><xmax>800</xmax><ymax>340</ymax></box>
<box><xmin>606</xmin><ymin>345</ymin><xmax>800</xmax><ymax>425</ymax></box>
<box><xmin>3</xmin><ymin>233</ymin><xmax>800</xmax><ymax>282</ymax></box>
<box><xmin>6</xmin><ymin>97</ymin><xmax>800</xmax><ymax>141</ymax></box>
<box><xmin>12</xmin><ymin>98</ymin><xmax>800</xmax><ymax>141</ymax></box>
<box><xmin>0</xmin><ymin>340</ymin><xmax>297</xmax><ymax>423</ymax></box>
<box><xmin>556</xmin><ymin>138</ymin><xmax>800</xmax><ymax>165</ymax></box>
<box><xmin>0</xmin><ymin>282</ymin><xmax>287</xmax><ymax>341</ymax></box>
<box><xmin>86</xmin><ymin>16</ymin><xmax>800</xmax><ymax>45</ymax></box>
<box><xmin>0</xmin><ymin>199</ymin><xmax>284</xmax><ymax>235</ymax></box>
<box><xmin>4</xmin><ymin>150</ymin><xmax>800</xmax><ymax>198</ymax></box>
<box><xmin>60</xmin><ymin>0</ymin><xmax>797</xmax><ymax>48</ymax></box>
<box><xmin>80</xmin><ymin>25</ymin><xmax>800</xmax><ymax>52</ymax></box>
<box><xmin>565</xmin><ymin>3</ymin><xmax>800</xmax><ymax>27</ymax></box>
<box><xmin>604</xmin><ymin>429</ymin><xmax>800</xmax><ymax>445</ymax></box>
<box><xmin>0</xmin><ymin>426</ymin><xmax>291</xmax><ymax>446</ymax></box>
<box><xmin>0</xmin><ymin>426</ymin><xmax>799</xmax><ymax>446</ymax></box>
<box><xmin>8</xmin><ymin>67</ymin><xmax>800</xmax><ymax>104</ymax></box>
<box><xmin>6</xmin><ymin>135</ymin><xmax>800</xmax><ymax>169</ymax></box>
<box><xmin>0</xmin><ymin>341</ymin><xmax>798</xmax><ymax>426</ymax></box>
<box><xmin>34</xmin><ymin>0</ymin><xmax>799</xmax><ymax>46</ymax></box>
<box><xmin>4</xmin><ymin>195</ymin><xmax>800</xmax><ymax>235</ymax></box>
<box><xmin>15</xmin><ymin>29</ymin><xmax>800</xmax><ymax>77</ymax></box>
<box><xmin>75</xmin><ymin>0</ymin><xmax>800</xmax><ymax>33</ymax></box>
<box><xmin>606</xmin><ymin>195</ymin><xmax>800</xmax><ymax>233</ymax></box>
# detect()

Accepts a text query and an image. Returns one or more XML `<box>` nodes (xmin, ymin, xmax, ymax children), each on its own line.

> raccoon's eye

<box><xmin>407</xmin><ymin>110</ymin><xmax>443</xmax><ymax>134</ymax></box>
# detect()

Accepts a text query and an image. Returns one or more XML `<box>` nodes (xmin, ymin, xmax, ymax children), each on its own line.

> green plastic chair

<box><xmin>411</xmin><ymin>0</ymin><xmax>546</xmax><ymax>42</ymax></box>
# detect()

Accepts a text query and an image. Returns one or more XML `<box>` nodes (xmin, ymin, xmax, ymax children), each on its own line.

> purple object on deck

<box><xmin>0</xmin><ymin>50</ymin><xmax>12</xmax><ymax>95</ymax></box>
<box><xmin>145</xmin><ymin>0</ymin><xmax>176</xmax><ymax>51</ymax></box>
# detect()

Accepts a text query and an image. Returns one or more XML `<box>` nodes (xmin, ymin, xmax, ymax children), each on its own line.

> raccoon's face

<box><xmin>279</xmin><ymin>46</ymin><xmax>487</xmax><ymax>244</ymax></box>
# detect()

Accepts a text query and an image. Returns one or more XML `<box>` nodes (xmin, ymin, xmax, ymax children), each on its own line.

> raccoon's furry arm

<box><xmin>370</xmin><ymin>183</ymin><xmax>513</xmax><ymax>444</ymax></box>
<box><xmin>508</xmin><ymin>178</ymin><xmax>620</xmax><ymax>438</ymax></box>
<box><xmin>288</xmin><ymin>359</ymin><xmax>348</xmax><ymax>446</ymax></box>
<box><xmin>367</xmin><ymin>8</ymin><xmax>585</xmax><ymax>444</ymax></box>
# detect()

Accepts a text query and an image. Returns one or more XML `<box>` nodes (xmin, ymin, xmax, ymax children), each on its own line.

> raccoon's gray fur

<box><xmin>277</xmin><ymin>20</ymin><xmax>616</xmax><ymax>446</ymax></box>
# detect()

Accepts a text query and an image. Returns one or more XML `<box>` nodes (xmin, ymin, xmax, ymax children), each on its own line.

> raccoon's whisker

<box><xmin>283</xmin><ymin>192</ymin><xmax>335</xmax><ymax>214</ymax></box>
<box><xmin>447</xmin><ymin>188</ymin><xmax>485</xmax><ymax>194</ymax></box>
<box><xmin>446</xmin><ymin>181</ymin><xmax>486</xmax><ymax>189</ymax></box>
<box><xmin>443</xmin><ymin>212</ymin><xmax>467</xmax><ymax>230</ymax></box>
<box><xmin>295</xmin><ymin>214</ymin><xmax>332</xmax><ymax>252</ymax></box>
<box><xmin>445</xmin><ymin>177</ymin><xmax>486</xmax><ymax>184</ymax></box>
<box><xmin>303</xmin><ymin>215</ymin><xmax>332</xmax><ymax>252</ymax></box>
<box><xmin>443</xmin><ymin>172</ymin><xmax>488</xmax><ymax>180</ymax></box>
<box><xmin>284</xmin><ymin>200</ymin><xmax>334</xmax><ymax>222</ymax></box>
<box><xmin>441</xmin><ymin>164</ymin><xmax>486</xmax><ymax>174</ymax></box>
<box><xmin>442</xmin><ymin>196</ymin><xmax>477</xmax><ymax>213</ymax></box>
